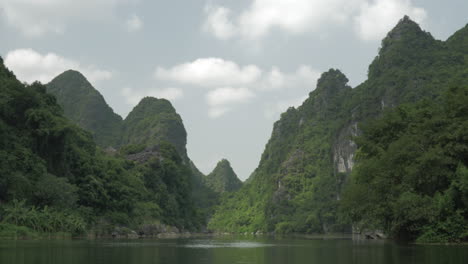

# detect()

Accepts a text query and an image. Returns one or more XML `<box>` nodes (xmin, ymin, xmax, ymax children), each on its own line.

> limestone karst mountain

<box><xmin>208</xmin><ymin>16</ymin><xmax>468</xmax><ymax>235</ymax></box>
<box><xmin>206</xmin><ymin>159</ymin><xmax>243</xmax><ymax>193</ymax></box>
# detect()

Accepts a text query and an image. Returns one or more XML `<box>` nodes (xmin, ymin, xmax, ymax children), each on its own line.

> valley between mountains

<box><xmin>1</xmin><ymin>16</ymin><xmax>467</xmax><ymax>243</ymax></box>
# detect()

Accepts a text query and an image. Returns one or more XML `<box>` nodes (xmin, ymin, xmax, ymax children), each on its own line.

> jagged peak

<box><xmin>214</xmin><ymin>159</ymin><xmax>232</xmax><ymax>169</ymax></box>
<box><xmin>387</xmin><ymin>16</ymin><xmax>423</xmax><ymax>38</ymax></box>
<box><xmin>206</xmin><ymin>158</ymin><xmax>242</xmax><ymax>193</ymax></box>
<box><xmin>380</xmin><ymin>16</ymin><xmax>435</xmax><ymax>52</ymax></box>
<box><xmin>131</xmin><ymin>97</ymin><xmax>176</xmax><ymax>115</ymax></box>
<box><xmin>312</xmin><ymin>69</ymin><xmax>350</xmax><ymax>96</ymax></box>
<box><xmin>317</xmin><ymin>69</ymin><xmax>348</xmax><ymax>87</ymax></box>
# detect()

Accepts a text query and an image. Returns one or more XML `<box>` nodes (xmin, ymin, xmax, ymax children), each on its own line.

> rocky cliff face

<box><xmin>209</xmin><ymin>16</ymin><xmax>468</xmax><ymax>234</ymax></box>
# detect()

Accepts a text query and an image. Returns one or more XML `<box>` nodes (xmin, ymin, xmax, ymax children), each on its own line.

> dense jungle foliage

<box><xmin>0</xmin><ymin>58</ymin><xmax>202</xmax><ymax>237</ymax></box>
<box><xmin>208</xmin><ymin>17</ymin><xmax>468</xmax><ymax>242</ymax></box>
<box><xmin>47</xmin><ymin>71</ymin><xmax>217</xmax><ymax>221</ymax></box>
<box><xmin>47</xmin><ymin>70</ymin><xmax>123</xmax><ymax>147</ymax></box>
<box><xmin>342</xmin><ymin>86</ymin><xmax>468</xmax><ymax>243</ymax></box>
<box><xmin>1</xmin><ymin>16</ymin><xmax>467</xmax><ymax>243</ymax></box>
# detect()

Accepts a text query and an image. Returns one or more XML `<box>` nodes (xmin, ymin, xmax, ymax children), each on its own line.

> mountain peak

<box><xmin>379</xmin><ymin>16</ymin><xmax>434</xmax><ymax>53</ymax></box>
<box><xmin>47</xmin><ymin>70</ymin><xmax>123</xmax><ymax>147</ymax></box>
<box><xmin>134</xmin><ymin>97</ymin><xmax>176</xmax><ymax>114</ymax></box>
<box><xmin>53</xmin><ymin>69</ymin><xmax>89</xmax><ymax>84</ymax></box>
<box><xmin>312</xmin><ymin>69</ymin><xmax>350</xmax><ymax>97</ymax></box>
<box><xmin>217</xmin><ymin>158</ymin><xmax>231</xmax><ymax>166</ymax></box>
<box><xmin>206</xmin><ymin>159</ymin><xmax>242</xmax><ymax>193</ymax></box>
<box><xmin>368</xmin><ymin>16</ymin><xmax>437</xmax><ymax>78</ymax></box>
<box><xmin>387</xmin><ymin>15</ymin><xmax>422</xmax><ymax>39</ymax></box>
<box><xmin>122</xmin><ymin>96</ymin><xmax>188</xmax><ymax>160</ymax></box>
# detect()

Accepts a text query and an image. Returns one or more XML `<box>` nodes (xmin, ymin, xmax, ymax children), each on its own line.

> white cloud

<box><xmin>4</xmin><ymin>48</ymin><xmax>112</xmax><ymax>84</ymax></box>
<box><xmin>153</xmin><ymin>87</ymin><xmax>183</xmax><ymax>101</ymax></box>
<box><xmin>121</xmin><ymin>87</ymin><xmax>183</xmax><ymax>105</ymax></box>
<box><xmin>206</xmin><ymin>87</ymin><xmax>255</xmax><ymax>118</ymax></box>
<box><xmin>0</xmin><ymin>0</ymin><xmax>124</xmax><ymax>37</ymax></box>
<box><xmin>203</xmin><ymin>6</ymin><xmax>236</xmax><ymax>40</ymax></box>
<box><xmin>264</xmin><ymin>95</ymin><xmax>308</xmax><ymax>120</ymax></box>
<box><xmin>155</xmin><ymin>58</ymin><xmax>262</xmax><ymax>87</ymax></box>
<box><xmin>259</xmin><ymin>65</ymin><xmax>320</xmax><ymax>91</ymax></box>
<box><xmin>203</xmin><ymin>0</ymin><xmax>426</xmax><ymax>41</ymax></box>
<box><xmin>125</xmin><ymin>14</ymin><xmax>143</xmax><ymax>32</ymax></box>
<box><xmin>155</xmin><ymin>58</ymin><xmax>321</xmax><ymax>118</ymax></box>
<box><xmin>354</xmin><ymin>0</ymin><xmax>427</xmax><ymax>41</ymax></box>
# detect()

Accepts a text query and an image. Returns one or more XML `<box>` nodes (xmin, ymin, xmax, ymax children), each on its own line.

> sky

<box><xmin>1</xmin><ymin>0</ymin><xmax>467</xmax><ymax>180</ymax></box>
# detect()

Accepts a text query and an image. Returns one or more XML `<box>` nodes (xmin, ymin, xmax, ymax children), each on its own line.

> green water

<box><xmin>1</xmin><ymin>237</ymin><xmax>467</xmax><ymax>264</ymax></box>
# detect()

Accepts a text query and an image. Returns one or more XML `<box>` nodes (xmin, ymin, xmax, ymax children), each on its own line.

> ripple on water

<box><xmin>182</xmin><ymin>241</ymin><xmax>274</xmax><ymax>249</ymax></box>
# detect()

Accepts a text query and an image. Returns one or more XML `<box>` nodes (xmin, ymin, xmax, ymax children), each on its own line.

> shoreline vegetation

<box><xmin>1</xmin><ymin>16</ymin><xmax>467</xmax><ymax>245</ymax></box>
<box><xmin>2</xmin><ymin>225</ymin><xmax>467</xmax><ymax>247</ymax></box>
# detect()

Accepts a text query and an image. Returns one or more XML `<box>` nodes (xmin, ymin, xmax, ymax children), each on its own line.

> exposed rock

<box><xmin>125</xmin><ymin>146</ymin><xmax>163</xmax><ymax>163</ymax></box>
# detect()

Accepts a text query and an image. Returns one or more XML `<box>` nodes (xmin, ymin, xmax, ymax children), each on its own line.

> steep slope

<box><xmin>447</xmin><ymin>23</ymin><xmax>468</xmax><ymax>54</ymax></box>
<box><xmin>342</xmin><ymin>86</ymin><xmax>468</xmax><ymax>242</ymax></box>
<box><xmin>121</xmin><ymin>97</ymin><xmax>188</xmax><ymax>160</ymax></box>
<box><xmin>46</xmin><ymin>70</ymin><xmax>122</xmax><ymax>147</ymax></box>
<box><xmin>209</xmin><ymin>16</ymin><xmax>468</xmax><ymax>234</ymax></box>
<box><xmin>0</xmin><ymin>58</ymin><xmax>202</xmax><ymax>235</ymax></box>
<box><xmin>206</xmin><ymin>159</ymin><xmax>242</xmax><ymax>193</ymax></box>
<box><xmin>46</xmin><ymin>71</ymin><xmax>216</xmax><ymax>219</ymax></box>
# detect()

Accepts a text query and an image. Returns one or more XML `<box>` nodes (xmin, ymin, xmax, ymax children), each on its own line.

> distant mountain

<box><xmin>0</xmin><ymin>57</ymin><xmax>202</xmax><ymax>235</ymax></box>
<box><xmin>206</xmin><ymin>159</ymin><xmax>242</xmax><ymax>193</ymax></box>
<box><xmin>121</xmin><ymin>97</ymin><xmax>188</xmax><ymax>161</ymax></box>
<box><xmin>47</xmin><ymin>70</ymin><xmax>122</xmax><ymax>147</ymax></box>
<box><xmin>208</xmin><ymin>16</ymin><xmax>468</xmax><ymax>237</ymax></box>
<box><xmin>47</xmin><ymin>73</ymin><xmax>189</xmax><ymax>161</ymax></box>
<box><xmin>46</xmin><ymin>71</ymin><xmax>216</xmax><ymax>222</ymax></box>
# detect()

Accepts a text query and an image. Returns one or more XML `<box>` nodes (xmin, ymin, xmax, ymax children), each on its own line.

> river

<box><xmin>1</xmin><ymin>236</ymin><xmax>467</xmax><ymax>264</ymax></box>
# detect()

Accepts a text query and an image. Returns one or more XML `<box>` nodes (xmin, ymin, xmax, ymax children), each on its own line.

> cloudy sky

<box><xmin>1</xmin><ymin>0</ymin><xmax>467</xmax><ymax>180</ymax></box>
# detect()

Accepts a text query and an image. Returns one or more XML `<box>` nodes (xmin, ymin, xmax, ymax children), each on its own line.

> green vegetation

<box><xmin>47</xmin><ymin>70</ymin><xmax>122</xmax><ymax>147</ymax></box>
<box><xmin>206</xmin><ymin>159</ymin><xmax>242</xmax><ymax>193</ymax></box>
<box><xmin>47</xmin><ymin>72</ymin><xmax>217</xmax><ymax>218</ymax></box>
<box><xmin>208</xmin><ymin>17</ymin><xmax>468</xmax><ymax>242</ymax></box>
<box><xmin>121</xmin><ymin>97</ymin><xmax>188</xmax><ymax>160</ymax></box>
<box><xmin>0</xmin><ymin>58</ymin><xmax>201</xmax><ymax>238</ymax></box>
<box><xmin>47</xmin><ymin>73</ymin><xmax>187</xmax><ymax>160</ymax></box>
<box><xmin>342</xmin><ymin>86</ymin><xmax>468</xmax><ymax>242</ymax></box>
<box><xmin>2</xmin><ymin>16</ymin><xmax>467</xmax><ymax>243</ymax></box>
<box><xmin>209</xmin><ymin>69</ymin><xmax>353</xmax><ymax>234</ymax></box>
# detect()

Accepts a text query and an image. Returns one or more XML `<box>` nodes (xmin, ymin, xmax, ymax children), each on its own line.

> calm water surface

<box><xmin>1</xmin><ymin>237</ymin><xmax>467</xmax><ymax>264</ymax></box>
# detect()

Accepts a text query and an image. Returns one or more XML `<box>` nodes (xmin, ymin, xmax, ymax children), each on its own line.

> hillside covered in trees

<box><xmin>206</xmin><ymin>159</ymin><xmax>242</xmax><ymax>193</ymax></box>
<box><xmin>208</xmin><ymin>17</ymin><xmax>468</xmax><ymax>242</ymax></box>
<box><xmin>0</xmin><ymin>57</ymin><xmax>205</xmax><ymax>238</ymax></box>
<box><xmin>1</xmin><ymin>16</ymin><xmax>467</xmax><ymax>243</ymax></box>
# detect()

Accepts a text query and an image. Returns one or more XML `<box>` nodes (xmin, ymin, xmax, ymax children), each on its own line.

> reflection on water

<box><xmin>182</xmin><ymin>240</ymin><xmax>274</xmax><ymax>248</ymax></box>
<box><xmin>0</xmin><ymin>237</ymin><xmax>467</xmax><ymax>264</ymax></box>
